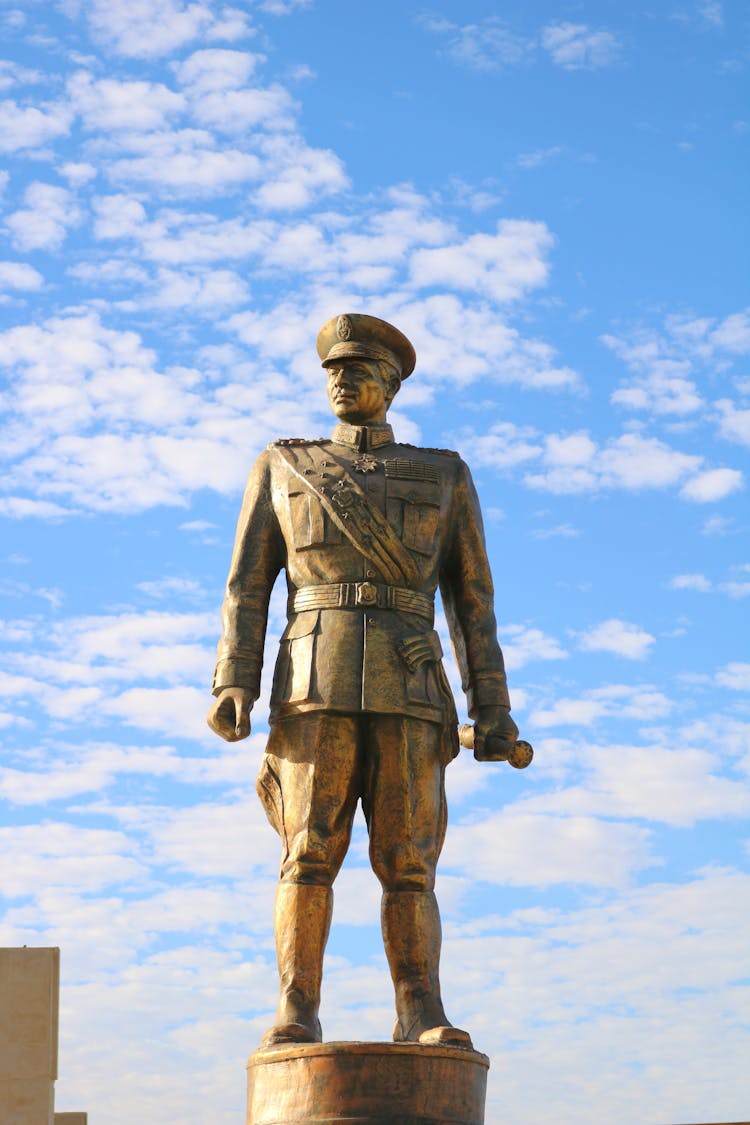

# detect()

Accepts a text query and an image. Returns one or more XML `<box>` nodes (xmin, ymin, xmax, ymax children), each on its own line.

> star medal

<box><xmin>353</xmin><ymin>454</ymin><xmax>379</xmax><ymax>473</ymax></box>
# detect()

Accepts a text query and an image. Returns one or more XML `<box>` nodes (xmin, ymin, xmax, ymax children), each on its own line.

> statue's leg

<box><xmin>262</xmin><ymin>881</ymin><xmax>332</xmax><ymax>1046</ymax></box>
<box><xmin>365</xmin><ymin>714</ymin><xmax>472</xmax><ymax>1048</ymax></box>
<box><xmin>258</xmin><ymin>712</ymin><xmax>361</xmax><ymax>1047</ymax></box>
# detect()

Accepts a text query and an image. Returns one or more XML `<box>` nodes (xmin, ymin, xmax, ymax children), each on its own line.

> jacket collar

<box><xmin>331</xmin><ymin>422</ymin><xmax>394</xmax><ymax>452</ymax></box>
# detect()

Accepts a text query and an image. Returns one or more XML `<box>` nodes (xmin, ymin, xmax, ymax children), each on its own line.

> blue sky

<box><xmin>1</xmin><ymin>2</ymin><xmax>748</xmax><ymax>1122</ymax></box>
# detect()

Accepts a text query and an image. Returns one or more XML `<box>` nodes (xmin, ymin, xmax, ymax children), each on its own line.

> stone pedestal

<box><xmin>247</xmin><ymin>1041</ymin><xmax>489</xmax><ymax>1125</ymax></box>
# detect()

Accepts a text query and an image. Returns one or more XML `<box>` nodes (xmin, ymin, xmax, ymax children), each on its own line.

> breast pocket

<box><xmin>386</xmin><ymin>479</ymin><xmax>441</xmax><ymax>556</ymax></box>
<box><xmin>288</xmin><ymin>487</ymin><xmax>343</xmax><ymax>550</ymax></box>
<box><xmin>272</xmin><ymin>610</ymin><xmax>320</xmax><ymax>703</ymax></box>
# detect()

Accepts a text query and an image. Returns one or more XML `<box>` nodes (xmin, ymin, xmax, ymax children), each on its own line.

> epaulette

<box><xmin>399</xmin><ymin>442</ymin><xmax>459</xmax><ymax>458</ymax></box>
<box><xmin>268</xmin><ymin>437</ymin><xmax>328</xmax><ymax>448</ymax></box>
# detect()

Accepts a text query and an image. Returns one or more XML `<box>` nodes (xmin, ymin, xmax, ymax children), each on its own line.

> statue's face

<box><xmin>326</xmin><ymin>360</ymin><xmax>389</xmax><ymax>423</ymax></box>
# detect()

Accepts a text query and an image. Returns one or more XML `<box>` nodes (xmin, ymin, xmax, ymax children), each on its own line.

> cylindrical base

<box><xmin>247</xmin><ymin>1040</ymin><xmax>489</xmax><ymax>1125</ymax></box>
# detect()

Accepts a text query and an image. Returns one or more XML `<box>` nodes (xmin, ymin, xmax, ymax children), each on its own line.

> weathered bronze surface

<box><xmin>208</xmin><ymin>313</ymin><xmax>525</xmax><ymax>1054</ymax></box>
<box><xmin>246</xmin><ymin>1042</ymin><xmax>489</xmax><ymax>1125</ymax></box>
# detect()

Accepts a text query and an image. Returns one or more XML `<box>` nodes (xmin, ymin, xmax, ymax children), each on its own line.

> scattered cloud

<box><xmin>530</xmin><ymin>684</ymin><xmax>672</xmax><ymax>728</ymax></box>
<box><xmin>671</xmin><ymin>573</ymin><xmax>712</xmax><ymax>592</ymax></box>
<box><xmin>409</xmin><ymin>219</ymin><xmax>554</xmax><ymax>302</ymax></box>
<box><xmin>0</xmin><ymin>261</ymin><xmax>44</xmax><ymax>291</ymax></box>
<box><xmin>716</xmin><ymin>662</ymin><xmax>750</xmax><ymax>691</ymax></box>
<box><xmin>79</xmin><ymin>0</ymin><xmax>253</xmax><ymax>59</ymax></box>
<box><xmin>541</xmin><ymin>23</ymin><xmax>622</xmax><ymax>70</ymax></box>
<box><xmin>0</xmin><ymin>97</ymin><xmax>72</xmax><ymax>153</ymax></box>
<box><xmin>516</xmin><ymin>146</ymin><xmax>565</xmax><ymax>169</ymax></box>
<box><xmin>699</xmin><ymin>2</ymin><xmax>724</xmax><ymax>29</ymax></box>
<box><xmin>525</xmin><ymin>431</ymin><xmax>701</xmax><ymax>495</ymax></box>
<box><xmin>579</xmin><ymin>619</ymin><xmax>655</xmax><ymax>660</ymax></box>
<box><xmin>715</xmin><ymin>398</ymin><xmax>750</xmax><ymax>447</ymax></box>
<box><xmin>530</xmin><ymin>523</ymin><xmax>580</xmax><ymax>539</ymax></box>
<box><xmin>604</xmin><ymin>308</ymin><xmax>750</xmax><ymax>420</ymax></box>
<box><xmin>68</xmin><ymin>70</ymin><xmax>186</xmax><ymax>131</ymax></box>
<box><xmin>680</xmin><ymin>467</ymin><xmax>743</xmax><ymax>502</ymax></box>
<box><xmin>5</xmin><ymin>182</ymin><xmax>83</xmax><ymax>252</ymax></box>
<box><xmin>419</xmin><ymin>16</ymin><xmax>533</xmax><ymax>72</ymax></box>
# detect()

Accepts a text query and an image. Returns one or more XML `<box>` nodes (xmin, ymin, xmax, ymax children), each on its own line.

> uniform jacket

<box><xmin>212</xmin><ymin>422</ymin><xmax>510</xmax><ymax>730</ymax></box>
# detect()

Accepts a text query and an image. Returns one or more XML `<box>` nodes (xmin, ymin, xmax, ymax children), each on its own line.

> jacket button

<box><xmin>367</xmin><ymin>618</ymin><xmax>376</xmax><ymax>627</ymax></box>
<box><xmin>366</xmin><ymin>570</ymin><xmax>376</xmax><ymax>578</ymax></box>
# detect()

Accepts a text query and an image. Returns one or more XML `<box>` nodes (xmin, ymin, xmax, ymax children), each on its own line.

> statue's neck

<box><xmin>331</xmin><ymin>421</ymin><xmax>394</xmax><ymax>452</ymax></box>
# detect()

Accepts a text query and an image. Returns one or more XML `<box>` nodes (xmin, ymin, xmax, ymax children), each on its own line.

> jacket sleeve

<box><xmin>439</xmin><ymin>458</ymin><xmax>511</xmax><ymax>718</ymax></box>
<box><xmin>212</xmin><ymin>449</ymin><xmax>285</xmax><ymax>700</ymax></box>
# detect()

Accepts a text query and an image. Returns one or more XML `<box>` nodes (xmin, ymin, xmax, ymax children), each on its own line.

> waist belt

<box><xmin>291</xmin><ymin>582</ymin><xmax>434</xmax><ymax>622</ymax></box>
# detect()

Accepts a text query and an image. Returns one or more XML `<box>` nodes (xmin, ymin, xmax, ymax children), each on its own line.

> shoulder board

<box><xmin>268</xmin><ymin>437</ymin><xmax>328</xmax><ymax>448</ymax></box>
<box><xmin>399</xmin><ymin>442</ymin><xmax>459</xmax><ymax>458</ymax></box>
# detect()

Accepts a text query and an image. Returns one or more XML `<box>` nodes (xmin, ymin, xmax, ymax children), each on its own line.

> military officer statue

<box><xmin>207</xmin><ymin>313</ymin><xmax>520</xmax><ymax>1056</ymax></box>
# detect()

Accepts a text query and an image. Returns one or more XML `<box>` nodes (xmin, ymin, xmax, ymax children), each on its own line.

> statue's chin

<box><xmin>332</xmin><ymin>406</ymin><xmax>382</xmax><ymax>425</ymax></box>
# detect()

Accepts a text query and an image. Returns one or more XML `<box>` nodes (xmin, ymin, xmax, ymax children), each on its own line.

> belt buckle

<box><xmin>356</xmin><ymin>581</ymin><xmax>377</xmax><ymax>606</ymax></box>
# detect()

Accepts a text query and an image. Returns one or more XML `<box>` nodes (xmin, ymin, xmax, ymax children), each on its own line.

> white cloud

<box><xmin>680</xmin><ymin>467</ymin><xmax>743</xmax><ymax>502</ymax></box>
<box><xmin>541</xmin><ymin>23</ymin><xmax>621</xmax><ymax>69</ymax></box>
<box><xmin>82</xmin><ymin>0</ymin><xmax>252</xmax><ymax>58</ymax></box>
<box><xmin>0</xmin><ymin>823</ymin><xmax>144</xmax><ymax>896</ymax></box>
<box><xmin>579</xmin><ymin>619</ymin><xmax>655</xmax><ymax>660</ymax></box>
<box><xmin>516</xmin><ymin>145</ymin><xmax>565</xmax><ymax>169</ymax></box>
<box><xmin>531</xmin><ymin>684</ymin><xmax>672</xmax><ymax>728</ymax></box>
<box><xmin>500</xmin><ymin>624</ymin><xmax>568</xmax><ymax>671</ymax></box>
<box><xmin>5</xmin><ymin>182</ymin><xmax>82</xmax><ymax>251</ymax></box>
<box><xmin>0</xmin><ymin>261</ymin><xmax>44</xmax><ymax>291</ymax></box>
<box><xmin>410</xmin><ymin>219</ymin><xmax>553</xmax><ymax>303</ymax></box>
<box><xmin>530</xmin><ymin>522</ymin><xmax>580</xmax><ymax>539</ymax></box>
<box><xmin>61</xmin><ymin>161</ymin><xmax>97</xmax><ymax>186</ymax></box>
<box><xmin>711</xmin><ymin>308</ymin><xmax>750</xmax><ymax>353</ymax></box>
<box><xmin>716</xmin><ymin>662</ymin><xmax>750</xmax><ymax>691</ymax></box>
<box><xmin>173</xmin><ymin>48</ymin><xmax>261</xmax><ymax>92</ymax></box>
<box><xmin>525</xmin><ymin>432</ymin><xmax>701</xmax><ymax>495</ymax></box>
<box><xmin>462</xmin><ymin>421</ymin><xmax>543</xmax><ymax>469</ymax></box>
<box><xmin>106</xmin><ymin>132</ymin><xmax>263</xmax><ymax>195</ymax></box>
<box><xmin>670</xmin><ymin>573</ymin><xmax>712</xmax><ymax>592</ymax></box>
<box><xmin>517</xmin><ymin>743</ymin><xmax>750</xmax><ymax>827</ymax></box>
<box><xmin>420</xmin><ymin>16</ymin><xmax>533</xmax><ymax>71</ymax></box>
<box><xmin>443</xmin><ymin>810</ymin><xmax>655</xmax><ymax>887</ymax></box>
<box><xmin>137</xmin><ymin>577</ymin><xmax>204</xmax><ymax>599</ymax></box>
<box><xmin>149</xmin><ymin>266</ymin><xmax>250</xmax><ymax>311</ymax></box>
<box><xmin>0</xmin><ymin>496</ymin><xmax>70</xmax><ymax>518</ymax></box>
<box><xmin>699</xmin><ymin>2</ymin><xmax>724</xmax><ymax>28</ymax></box>
<box><xmin>68</xmin><ymin>70</ymin><xmax>185</xmax><ymax>131</ymax></box>
<box><xmin>721</xmin><ymin>580</ymin><xmax>750</xmax><ymax>598</ymax></box>
<box><xmin>190</xmin><ymin>82</ymin><xmax>295</xmax><ymax>135</ymax></box>
<box><xmin>0</xmin><ymin>98</ymin><xmax>72</xmax><ymax>153</ymax></box>
<box><xmin>715</xmin><ymin>398</ymin><xmax>750</xmax><ymax>446</ymax></box>
<box><xmin>0</xmin><ymin>61</ymin><xmax>42</xmax><ymax>91</ymax></box>
<box><xmin>603</xmin><ymin>309</ymin><xmax>750</xmax><ymax>419</ymax></box>
<box><xmin>252</xmin><ymin>136</ymin><xmax>348</xmax><ymax>210</ymax></box>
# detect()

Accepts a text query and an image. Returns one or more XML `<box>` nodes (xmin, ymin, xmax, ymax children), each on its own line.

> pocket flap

<box><xmin>386</xmin><ymin>479</ymin><xmax>440</xmax><ymax>506</ymax></box>
<box><xmin>281</xmin><ymin>610</ymin><xmax>320</xmax><ymax>640</ymax></box>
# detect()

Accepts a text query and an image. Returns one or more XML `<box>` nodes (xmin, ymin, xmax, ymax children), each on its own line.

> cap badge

<box><xmin>336</xmin><ymin>315</ymin><xmax>353</xmax><ymax>340</ymax></box>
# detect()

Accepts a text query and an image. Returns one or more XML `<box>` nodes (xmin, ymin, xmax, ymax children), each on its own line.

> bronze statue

<box><xmin>207</xmin><ymin>313</ymin><xmax>523</xmax><ymax>1051</ymax></box>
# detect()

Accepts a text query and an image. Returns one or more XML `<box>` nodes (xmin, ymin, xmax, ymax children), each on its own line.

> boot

<box><xmin>261</xmin><ymin>882</ymin><xmax>333</xmax><ymax>1047</ymax></box>
<box><xmin>381</xmin><ymin>889</ymin><xmax>472</xmax><ymax>1048</ymax></box>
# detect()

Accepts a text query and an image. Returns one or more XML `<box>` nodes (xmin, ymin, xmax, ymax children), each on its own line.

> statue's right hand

<box><xmin>207</xmin><ymin>687</ymin><xmax>252</xmax><ymax>742</ymax></box>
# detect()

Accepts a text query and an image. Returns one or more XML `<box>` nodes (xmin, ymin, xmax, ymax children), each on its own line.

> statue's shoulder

<box><xmin>398</xmin><ymin>442</ymin><xmax>460</xmax><ymax>459</ymax></box>
<box><xmin>267</xmin><ymin>437</ymin><xmax>328</xmax><ymax>449</ymax></box>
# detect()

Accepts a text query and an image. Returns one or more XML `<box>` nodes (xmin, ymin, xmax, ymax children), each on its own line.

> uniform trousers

<box><xmin>257</xmin><ymin>712</ymin><xmax>448</xmax><ymax>892</ymax></box>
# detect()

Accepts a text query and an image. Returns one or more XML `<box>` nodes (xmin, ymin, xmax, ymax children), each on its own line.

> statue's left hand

<box><xmin>473</xmin><ymin>706</ymin><xmax>519</xmax><ymax>762</ymax></box>
<box><xmin>207</xmin><ymin>687</ymin><xmax>253</xmax><ymax>742</ymax></box>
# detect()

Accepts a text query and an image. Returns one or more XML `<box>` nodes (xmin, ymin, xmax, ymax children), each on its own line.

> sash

<box><xmin>273</xmin><ymin>444</ymin><xmax>421</xmax><ymax>587</ymax></box>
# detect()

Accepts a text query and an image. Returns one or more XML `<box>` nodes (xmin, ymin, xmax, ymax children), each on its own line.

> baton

<box><xmin>458</xmin><ymin>724</ymin><xmax>534</xmax><ymax>769</ymax></box>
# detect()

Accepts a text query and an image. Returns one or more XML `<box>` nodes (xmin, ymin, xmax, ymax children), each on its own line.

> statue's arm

<box><xmin>208</xmin><ymin>450</ymin><xmax>285</xmax><ymax>742</ymax></box>
<box><xmin>439</xmin><ymin>459</ymin><xmax>518</xmax><ymax>759</ymax></box>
